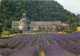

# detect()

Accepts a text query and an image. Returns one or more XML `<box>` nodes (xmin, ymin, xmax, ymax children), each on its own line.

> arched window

<box><xmin>22</xmin><ymin>15</ymin><xmax>26</xmax><ymax>18</ymax></box>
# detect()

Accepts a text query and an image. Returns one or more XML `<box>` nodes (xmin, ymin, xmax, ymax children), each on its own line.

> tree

<box><xmin>0</xmin><ymin>23</ymin><xmax>3</xmax><ymax>35</ymax></box>
<box><xmin>64</xmin><ymin>28</ymin><xmax>76</xmax><ymax>33</ymax></box>
<box><xmin>71</xmin><ymin>22</ymin><xmax>80</xmax><ymax>28</ymax></box>
<box><xmin>56</xmin><ymin>26</ymin><xmax>65</xmax><ymax>32</ymax></box>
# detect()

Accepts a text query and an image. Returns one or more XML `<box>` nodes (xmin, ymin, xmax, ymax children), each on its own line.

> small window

<box><xmin>22</xmin><ymin>15</ymin><xmax>26</xmax><ymax>18</ymax></box>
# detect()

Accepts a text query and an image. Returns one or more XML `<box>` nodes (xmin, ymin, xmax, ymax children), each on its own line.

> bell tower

<box><xmin>22</xmin><ymin>13</ymin><xmax>26</xmax><ymax>18</ymax></box>
<box><xmin>19</xmin><ymin>13</ymin><xmax>30</xmax><ymax>32</ymax></box>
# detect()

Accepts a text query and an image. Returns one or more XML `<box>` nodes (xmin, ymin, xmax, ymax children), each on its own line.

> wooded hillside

<box><xmin>0</xmin><ymin>0</ymin><xmax>78</xmax><ymax>28</ymax></box>
<box><xmin>0</xmin><ymin>0</ymin><xmax>80</xmax><ymax>36</ymax></box>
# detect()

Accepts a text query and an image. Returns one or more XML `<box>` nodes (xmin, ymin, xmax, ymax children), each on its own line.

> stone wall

<box><xmin>30</xmin><ymin>21</ymin><xmax>61</xmax><ymax>26</ymax></box>
<box><xmin>29</xmin><ymin>21</ymin><xmax>61</xmax><ymax>31</ymax></box>
<box><xmin>12</xmin><ymin>21</ymin><xmax>19</xmax><ymax>30</ymax></box>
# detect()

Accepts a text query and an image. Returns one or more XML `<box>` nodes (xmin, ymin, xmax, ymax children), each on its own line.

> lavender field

<box><xmin>0</xmin><ymin>32</ymin><xmax>80</xmax><ymax>56</ymax></box>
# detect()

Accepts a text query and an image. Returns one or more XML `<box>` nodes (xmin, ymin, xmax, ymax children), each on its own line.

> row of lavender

<box><xmin>0</xmin><ymin>32</ymin><xmax>80</xmax><ymax>56</ymax></box>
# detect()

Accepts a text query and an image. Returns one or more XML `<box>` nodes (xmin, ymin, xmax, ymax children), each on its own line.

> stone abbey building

<box><xmin>12</xmin><ymin>13</ymin><xmax>68</xmax><ymax>32</ymax></box>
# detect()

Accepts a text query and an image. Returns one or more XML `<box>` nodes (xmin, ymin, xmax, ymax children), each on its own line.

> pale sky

<box><xmin>55</xmin><ymin>0</ymin><xmax>80</xmax><ymax>15</ymax></box>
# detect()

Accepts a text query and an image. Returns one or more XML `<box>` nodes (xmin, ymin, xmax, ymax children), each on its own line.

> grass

<box><xmin>38</xmin><ymin>51</ymin><xmax>45</xmax><ymax>56</ymax></box>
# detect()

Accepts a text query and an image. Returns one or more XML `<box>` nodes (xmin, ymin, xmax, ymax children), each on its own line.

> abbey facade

<box><xmin>12</xmin><ymin>13</ymin><xmax>69</xmax><ymax>32</ymax></box>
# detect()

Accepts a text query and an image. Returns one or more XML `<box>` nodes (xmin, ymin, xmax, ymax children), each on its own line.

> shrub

<box><xmin>64</xmin><ymin>28</ymin><xmax>76</xmax><ymax>33</ymax></box>
<box><xmin>9</xmin><ymin>29</ymin><xmax>23</xmax><ymax>34</ymax></box>
<box><xmin>1</xmin><ymin>31</ymin><xmax>10</xmax><ymax>35</ymax></box>
<box><xmin>1</xmin><ymin>31</ymin><xmax>10</xmax><ymax>38</ymax></box>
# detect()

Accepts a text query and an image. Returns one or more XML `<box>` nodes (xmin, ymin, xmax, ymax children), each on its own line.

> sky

<box><xmin>55</xmin><ymin>0</ymin><xmax>80</xmax><ymax>15</ymax></box>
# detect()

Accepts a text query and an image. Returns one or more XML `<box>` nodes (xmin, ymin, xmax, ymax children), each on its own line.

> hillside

<box><xmin>0</xmin><ymin>0</ymin><xmax>77</xmax><ymax>28</ymax></box>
